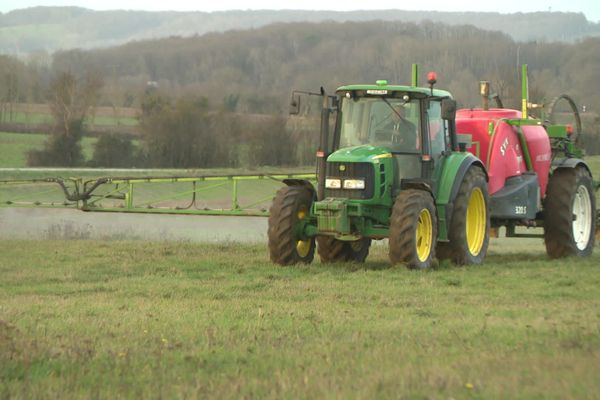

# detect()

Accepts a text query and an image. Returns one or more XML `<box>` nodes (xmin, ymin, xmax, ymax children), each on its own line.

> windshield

<box><xmin>338</xmin><ymin>97</ymin><xmax>421</xmax><ymax>153</ymax></box>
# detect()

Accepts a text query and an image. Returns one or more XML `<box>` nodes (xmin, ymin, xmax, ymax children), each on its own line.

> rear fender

<box><xmin>283</xmin><ymin>179</ymin><xmax>316</xmax><ymax>199</ymax></box>
<box><xmin>551</xmin><ymin>158</ymin><xmax>591</xmax><ymax>175</ymax></box>
<box><xmin>400</xmin><ymin>179</ymin><xmax>433</xmax><ymax>195</ymax></box>
<box><xmin>435</xmin><ymin>153</ymin><xmax>487</xmax><ymax>240</ymax></box>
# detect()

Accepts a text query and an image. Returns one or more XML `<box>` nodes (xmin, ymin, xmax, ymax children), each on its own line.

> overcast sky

<box><xmin>1</xmin><ymin>0</ymin><xmax>598</xmax><ymax>22</ymax></box>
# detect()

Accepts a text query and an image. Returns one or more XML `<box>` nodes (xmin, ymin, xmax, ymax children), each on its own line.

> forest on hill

<box><xmin>50</xmin><ymin>21</ymin><xmax>600</xmax><ymax>114</ymax></box>
<box><xmin>0</xmin><ymin>7</ymin><xmax>598</xmax><ymax>55</ymax></box>
<box><xmin>1</xmin><ymin>19</ymin><xmax>599</xmax><ymax>167</ymax></box>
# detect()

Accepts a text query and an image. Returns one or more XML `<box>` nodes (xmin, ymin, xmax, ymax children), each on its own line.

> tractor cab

<box><xmin>331</xmin><ymin>83</ymin><xmax>454</xmax><ymax>199</ymax></box>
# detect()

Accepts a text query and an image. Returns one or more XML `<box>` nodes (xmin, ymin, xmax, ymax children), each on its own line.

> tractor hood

<box><xmin>327</xmin><ymin>145</ymin><xmax>392</xmax><ymax>163</ymax></box>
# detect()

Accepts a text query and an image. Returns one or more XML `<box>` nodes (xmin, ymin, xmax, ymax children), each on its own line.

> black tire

<box><xmin>268</xmin><ymin>186</ymin><xmax>315</xmax><ymax>265</ymax></box>
<box><xmin>317</xmin><ymin>236</ymin><xmax>371</xmax><ymax>263</ymax></box>
<box><xmin>443</xmin><ymin>167</ymin><xmax>490</xmax><ymax>265</ymax></box>
<box><xmin>544</xmin><ymin>166</ymin><xmax>596</xmax><ymax>258</ymax></box>
<box><xmin>389</xmin><ymin>189</ymin><xmax>437</xmax><ymax>269</ymax></box>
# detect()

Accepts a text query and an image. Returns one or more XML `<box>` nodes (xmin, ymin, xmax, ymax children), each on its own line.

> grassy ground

<box><xmin>0</xmin><ymin>132</ymin><xmax>98</xmax><ymax>168</ymax></box>
<box><xmin>1</xmin><ymin>144</ymin><xmax>599</xmax><ymax>398</ymax></box>
<box><xmin>1</xmin><ymin>238</ymin><xmax>599</xmax><ymax>398</ymax></box>
<box><xmin>585</xmin><ymin>155</ymin><xmax>600</xmax><ymax>176</ymax></box>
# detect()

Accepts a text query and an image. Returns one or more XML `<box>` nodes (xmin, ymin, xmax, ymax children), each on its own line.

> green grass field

<box><xmin>0</xmin><ymin>132</ymin><xmax>98</xmax><ymax>168</ymax></box>
<box><xmin>1</xmin><ymin>133</ymin><xmax>599</xmax><ymax>397</ymax></box>
<box><xmin>1</xmin><ymin>239</ymin><xmax>599</xmax><ymax>398</ymax></box>
<box><xmin>90</xmin><ymin>114</ymin><xmax>138</xmax><ymax>127</ymax></box>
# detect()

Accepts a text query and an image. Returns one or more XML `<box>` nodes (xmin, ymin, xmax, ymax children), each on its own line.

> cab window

<box><xmin>427</xmin><ymin>100</ymin><xmax>446</xmax><ymax>155</ymax></box>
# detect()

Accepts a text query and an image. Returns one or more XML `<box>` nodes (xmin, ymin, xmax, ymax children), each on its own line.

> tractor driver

<box><xmin>387</xmin><ymin>105</ymin><xmax>418</xmax><ymax>151</ymax></box>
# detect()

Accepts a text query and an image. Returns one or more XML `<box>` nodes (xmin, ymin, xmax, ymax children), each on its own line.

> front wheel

<box><xmin>544</xmin><ymin>166</ymin><xmax>596</xmax><ymax>258</ymax></box>
<box><xmin>268</xmin><ymin>186</ymin><xmax>315</xmax><ymax>265</ymax></box>
<box><xmin>389</xmin><ymin>189</ymin><xmax>437</xmax><ymax>269</ymax></box>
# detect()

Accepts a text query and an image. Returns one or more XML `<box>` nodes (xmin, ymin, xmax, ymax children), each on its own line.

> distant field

<box><xmin>3</xmin><ymin>103</ymin><xmax>138</xmax><ymax>122</ymax></box>
<box><xmin>90</xmin><ymin>114</ymin><xmax>138</xmax><ymax>127</ymax></box>
<box><xmin>0</xmin><ymin>132</ymin><xmax>98</xmax><ymax>168</ymax></box>
<box><xmin>1</xmin><ymin>111</ymin><xmax>53</xmax><ymax>125</ymax></box>
<box><xmin>586</xmin><ymin>155</ymin><xmax>600</xmax><ymax>174</ymax></box>
<box><xmin>0</xmin><ymin>239</ymin><xmax>599</xmax><ymax>398</ymax></box>
<box><xmin>2</xmin><ymin>111</ymin><xmax>138</xmax><ymax>127</ymax></box>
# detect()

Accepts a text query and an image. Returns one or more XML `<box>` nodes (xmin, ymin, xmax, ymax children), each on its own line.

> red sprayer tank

<box><xmin>456</xmin><ymin>108</ymin><xmax>552</xmax><ymax>197</ymax></box>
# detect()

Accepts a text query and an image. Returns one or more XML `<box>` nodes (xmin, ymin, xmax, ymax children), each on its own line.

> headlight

<box><xmin>325</xmin><ymin>178</ymin><xmax>341</xmax><ymax>189</ymax></box>
<box><xmin>343</xmin><ymin>179</ymin><xmax>365</xmax><ymax>189</ymax></box>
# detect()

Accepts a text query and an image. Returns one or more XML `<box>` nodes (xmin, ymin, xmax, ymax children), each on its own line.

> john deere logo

<box><xmin>339</xmin><ymin>165</ymin><xmax>346</xmax><ymax>172</ymax></box>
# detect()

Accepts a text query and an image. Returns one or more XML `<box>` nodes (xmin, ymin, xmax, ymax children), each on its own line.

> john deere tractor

<box><xmin>268</xmin><ymin>65</ymin><xmax>596</xmax><ymax>268</ymax></box>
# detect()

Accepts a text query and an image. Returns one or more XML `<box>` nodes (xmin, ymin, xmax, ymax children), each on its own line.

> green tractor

<box><xmin>268</xmin><ymin>66</ymin><xmax>596</xmax><ymax>268</ymax></box>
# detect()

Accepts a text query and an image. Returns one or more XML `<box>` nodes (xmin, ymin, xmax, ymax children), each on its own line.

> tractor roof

<box><xmin>336</xmin><ymin>83</ymin><xmax>451</xmax><ymax>98</ymax></box>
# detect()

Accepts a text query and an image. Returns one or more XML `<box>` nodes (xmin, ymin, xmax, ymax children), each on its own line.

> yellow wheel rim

<box><xmin>296</xmin><ymin>207</ymin><xmax>311</xmax><ymax>258</ymax></box>
<box><xmin>466</xmin><ymin>187</ymin><xmax>486</xmax><ymax>255</ymax></box>
<box><xmin>416</xmin><ymin>208</ymin><xmax>433</xmax><ymax>262</ymax></box>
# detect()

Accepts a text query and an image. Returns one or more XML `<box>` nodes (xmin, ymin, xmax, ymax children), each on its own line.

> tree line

<box><xmin>24</xmin><ymin>71</ymin><xmax>314</xmax><ymax>168</ymax></box>
<box><xmin>0</xmin><ymin>20</ymin><xmax>599</xmax><ymax>167</ymax></box>
<box><xmin>47</xmin><ymin>21</ymin><xmax>600</xmax><ymax>114</ymax></box>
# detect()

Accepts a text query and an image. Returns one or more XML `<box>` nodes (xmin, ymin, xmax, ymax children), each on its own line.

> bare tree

<box><xmin>28</xmin><ymin>71</ymin><xmax>103</xmax><ymax>166</ymax></box>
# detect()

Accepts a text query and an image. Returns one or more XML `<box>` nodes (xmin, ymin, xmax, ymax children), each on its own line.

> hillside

<box><xmin>45</xmin><ymin>21</ymin><xmax>599</xmax><ymax>116</ymax></box>
<box><xmin>0</xmin><ymin>7</ymin><xmax>599</xmax><ymax>55</ymax></box>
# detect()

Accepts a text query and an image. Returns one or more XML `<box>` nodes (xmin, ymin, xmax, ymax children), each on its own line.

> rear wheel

<box><xmin>317</xmin><ymin>236</ymin><xmax>371</xmax><ymax>263</ymax></box>
<box><xmin>442</xmin><ymin>167</ymin><xmax>490</xmax><ymax>265</ymax></box>
<box><xmin>389</xmin><ymin>190</ymin><xmax>437</xmax><ymax>269</ymax></box>
<box><xmin>544</xmin><ymin>166</ymin><xmax>596</xmax><ymax>258</ymax></box>
<box><xmin>268</xmin><ymin>186</ymin><xmax>315</xmax><ymax>265</ymax></box>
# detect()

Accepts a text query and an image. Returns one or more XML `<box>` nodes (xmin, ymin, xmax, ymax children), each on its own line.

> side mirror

<box><xmin>441</xmin><ymin>98</ymin><xmax>457</xmax><ymax>121</ymax></box>
<box><xmin>289</xmin><ymin>94</ymin><xmax>301</xmax><ymax>115</ymax></box>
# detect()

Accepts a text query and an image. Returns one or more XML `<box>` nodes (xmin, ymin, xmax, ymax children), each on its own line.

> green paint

<box><xmin>546</xmin><ymin>125</ymin><xmax>569</xmax><ymax>138</ymax></box>
<box><xmin>126</xmin><ymin>183</ymin><xmax>134</xmax><ymax>208</ymax></box>
<box><xmin>314</xmin><ymin>198</ymin><xmax>351</xmax><ymax>234</ymax></box>
<box><xmin>434</xmin><ymin>152</ymin><xmax>482</xmax><ymax>240</ymax></box>
<box><xmin>522</xmin><ymin>64</ymin><xmax>529</xmax><ymax>119</ymax></box>
<box><xmin>232</xmin><ymin>180</ymin><xmax>239</xmax><ymax>210</ymax></box>
<box><xmin>472</xmin><ymin>141</ymin><xmax>481</xmax><ymax>158</ymax></box>
<box><xmin>503</xmin><ymin>118</ymin><xmax>543</xmax><ymax>127</ymax></box>
<box><xmin>513</xmin><ymin>126</ymin><xmax>534</xmax><ymax>172</ymax></box>
<box><xmin>411</xmin><ymin>63</ymin><xmax>418</xmax><ymax>87</ymax></box>
<box><xmin>81</xmin><ymin>207</ymin><xmax>271</xmax><ymax>217</ymax></box>
<box><xmin>435</xmin><ymin>153</ymin><xmax>476</xmax><ymax>206</ymax></box>
<box><xmin>327</xmin><ymin>145</ymin><xmax>392</xmax><ymax>163</ymax></box>
<box><xmin>336</xmin><ymin>84</ymin><xmax>451</xmax><ymax>98</ymax></box>
<box><xmin>1</xmin><ymin>173</ymin><xmax>317</xmax><ymax>217</ymax></box>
